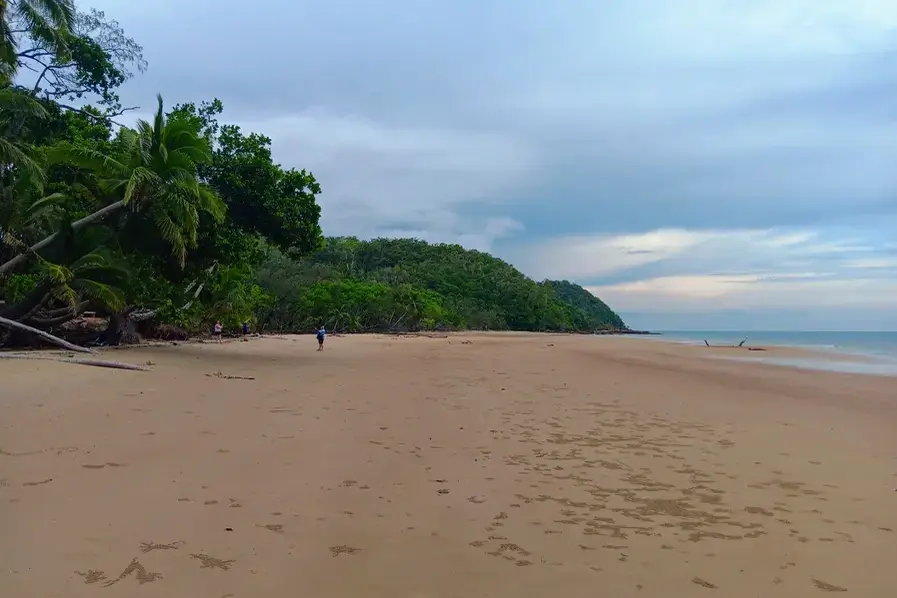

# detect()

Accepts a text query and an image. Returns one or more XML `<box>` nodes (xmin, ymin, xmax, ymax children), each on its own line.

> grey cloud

<box><xmin>88</xmin><ymin>0</ymin><xmax>897</xmax><ymax>326</ymax></box>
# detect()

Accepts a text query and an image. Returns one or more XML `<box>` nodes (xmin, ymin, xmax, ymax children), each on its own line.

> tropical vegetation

<box><xmin>0</xmin><ymin>1</ymin><xmax>625</xmax><ymax>348</ymax></box>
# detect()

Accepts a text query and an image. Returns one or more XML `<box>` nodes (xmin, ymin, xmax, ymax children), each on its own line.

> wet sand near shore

<box><xmin>2</xmin><ymin>333</ymin><xmax>896</xmax><ymax>597</ymax></box>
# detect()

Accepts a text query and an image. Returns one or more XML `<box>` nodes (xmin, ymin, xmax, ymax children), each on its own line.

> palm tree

<box><xmin>0</xmin><ymin>0</ymin><xmax>75</xmax><ymax>81</ymax></box>
<box><xmin>0</xmin><ymin>93</ymin><xmax>225</xmax><ymax>276</ymax></box>
<box><xmin>0</xmin><ymin>87</ymin><xmax>48</xmax><ymax>180</ymax></box>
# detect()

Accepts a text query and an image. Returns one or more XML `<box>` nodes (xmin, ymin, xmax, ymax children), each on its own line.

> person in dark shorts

<box><xmin>242</xmin><ymin>321</ymin><xmax>249</xmax><ymax>335</ymax></box>
<box><xmin>213</xmin><ymin>320</ymin><xmax>222</xmax><ymax>343</ymax></box>
<box><xmin>316</xmin><ymin>326</ymin><xmax>325</xmax><ymax>351</ymax></box>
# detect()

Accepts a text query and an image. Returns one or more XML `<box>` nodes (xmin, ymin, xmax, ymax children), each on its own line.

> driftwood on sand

<box><xmin>0</xmin><ymin>353</ymin><xmax>150</xmax><ymax>371</ymax></box>
<box><xmin>703</xmin><ymin>338</ymin><xmax>765</xmax><ymax>351</ymax></box>
<box><xmin>0</xmin><ymin>315</ymin><xmax>95</xmax><ymax>354</ymax></box>
<box><xmin>206</xmin><ymin>371</ymin><xmax>255</xmax><ymax>380</ymax></box>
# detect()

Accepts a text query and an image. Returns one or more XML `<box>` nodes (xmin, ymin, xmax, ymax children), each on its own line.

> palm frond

<box><xmin>0</xmin><ymin>137</ymin><xmax>46</xmax><ymax>182</ymax></box>
<box><xmin>123</xmin><ymin>166</ymin><xmax>162</xmax><ymax>206</ymax></box>
<box><xmin>166</xmin><ymin>194</ymin><xmax>199</xmax><ymax>246</ymax></box>
<box><xmin>50</xmin><ymin>282</ymin><xmax>79</xmax><ymax>307</ymax></box>
<box><xmin>69</xmin><ymin>247</ymin><xmax>131</xmax><ymax>286</ymax></box>
<box><xmin>68</xmin><ymin>248</ymin><xmax>111</xmax><ymax>272</ymax></box>
<box><xmin>45</xmin><ymin>145</ymin><xmax>129</xmax><ymax>178</ymax></box>
<box><xmin>71</xmin><ymin>278</ymin><xmax>126</xmax><ymax>311</ymax></box>
<box><xmin>30</xmin><ymin>0</ymin><xmax>75</xmax><ymax>30</ymax></box>
<box><xmin>152</xmin><ymin>94</ymin><xmax>165</xmax><ymax>147</ymax></box>
<box><xmin>197</xmin><ymin>185</ymin><xmax>226</xmax><ymax>222</ymax></box>
<box><xmin>23</xmin><ymin>192</ymin><xmax>67</xmax><ymax>223</ymax></box>
<box><xmin>172</xmin><ymin>144</ymin><xmax>212</xmax><ymax>165</ymax></box>
<box><xmin>151</xmin><ymin>208</ymin><xmax>187</xmax><ymax>266</ymax></box>
<box><xmin>38</xmin><ymin>257</ymin><xmax>73</xmax><ymax>285</ymax></box>
<box><xmin>0</xmin><ymin>227</ymin><xmax>26</xmax><ymax>249</ymax></box>
<box><xmin>16</xmin><ymin>0</ymin><xmax>72</xmax><ymax>63</ymax></box>
<box><xmin>0</xmin><ymin>88</ymin><xmax>49</xmax><ymax>119</ymax></box>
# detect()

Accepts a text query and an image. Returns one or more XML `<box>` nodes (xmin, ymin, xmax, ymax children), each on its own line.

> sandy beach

<box><xmin>1</xmin><ymin>333</ymin><xmax>895</xmax><ymax>597</ymax></box>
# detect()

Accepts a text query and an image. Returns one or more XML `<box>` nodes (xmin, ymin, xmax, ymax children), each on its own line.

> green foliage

<box><xmin>1</xmin><ymin>0</ymin><xmax>76</xmax><ymax>82</ymax></box>
<box><xmin>0</xmin><ymin>0</ymin><xmax>623</xmax><ymax>344</ymax></box>
<box><xmin>0</xmin><ymin>272</ymin><xmax>40</xmax><ymax>303</ymax></box>
<box><xmin>201</xmin><ymin>123</ymin><xmax>323</xmax><ymax>256</ymax></box>
<box><xmin>252</xmin><ymin>238</ymin><xmax>626</xmax><ymax>334</ymax></box>
<box><xmin>46</xmin><ymin>93</ymin><xmax>225</xmax><ymax>267</ymax></box>
<box><xmin>546</xmin><ymin>279</ymin><xmax>626</xmax><ymax>331</ymax></box>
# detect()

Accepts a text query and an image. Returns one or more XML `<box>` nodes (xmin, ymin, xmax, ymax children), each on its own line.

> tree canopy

<box><xmin>251</xmin><ymin>237</ymin><xmax>626</xmax><ymax>334</ymax></box>
<box><xmin>0</xmin><ymin>1</ymin><xmax>625</xmax><ymax>348</ymax></box>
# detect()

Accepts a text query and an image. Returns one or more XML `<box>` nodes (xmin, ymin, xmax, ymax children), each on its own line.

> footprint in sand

<box><xmin>191</xmin><ymin>553</ymin><xmax>235</xmax><ymax>571</ymax></box>
<box><xmin>257</xmin><ymin>523</ymin><xmax>284</xmax><ymax>533</ymax></box>
<box><xmin>74</xmin><ymin>569</ymin><xmax>108</xmax><ymax>584</ymax></box>
<box><xmin>100</xmin><ymin>557</ymin><xmax>162</xmax><ymax>586</ymax></box>
<box><xmin>812</xmin><ymin>579</ymin><xmax>847</xmax><ymax>592</ymax></box>
<box><xmin>140</xmin><ymin>541</ymin><xmax>183</xmax><ymax>553</ymax></box>
<box><xmin>692</xmin><ymin>577</ymin><xmax>717</xmax><ymax>589</ymax></box>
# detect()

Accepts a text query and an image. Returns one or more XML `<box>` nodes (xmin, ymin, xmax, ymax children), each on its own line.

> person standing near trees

<box><xmin>213</xmin><ymin>320</ymin><xmax>223</xmax><ymax>343</ymax></box>
<box><xmin>316</xmin><ymin>326</ymin><xmax>326</xmax><ymax>351</ymax></box>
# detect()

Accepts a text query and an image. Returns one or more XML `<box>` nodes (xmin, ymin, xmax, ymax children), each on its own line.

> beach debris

<box><xmin>703</xmin><ymin>337</ymin><xmax>765</xmax><ymax>350</ymax></box>
<box><xmin>0</xmin><ymin>315</ymin><xmax>94</xmax><ymax>354</ymax></box>
<box><xmin>811</xmin><ymin>578</ymin><xmax>847</xmax><ymax>592</ymax></box>
<box><xmin>329</xmin><ymin>545</ymin><xmax>361</xmax><ymax>557</ymax></box>
<box><xmin>206</xmin><ymin>372</ymin><xmax>255</xmax><ymax>380</ymax></box>
<box><xmin>0</xmin><ymin>354</ymin><xmax>149</xmax><ymax>371</ymax></box>
<box><xmin>692</xmin><ymin>576</ymin><xmax>718</xmax><ymax>589</ymax></box>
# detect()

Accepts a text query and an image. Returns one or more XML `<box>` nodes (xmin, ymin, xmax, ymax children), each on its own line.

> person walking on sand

<box><xmin>316</xmin><ymin>326</ymin><xmax>326</xmax><ymax>351</ymax></box>
<box><xmin>213</xmin><ymin>320</ymin><xmax>223</xmax><ymax>343</ymax></box>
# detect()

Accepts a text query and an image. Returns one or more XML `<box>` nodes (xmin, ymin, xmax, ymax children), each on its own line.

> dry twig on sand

<box><xmin>206</xmin><ymin>371</ymin><xmax>255</xmax><ymax>380</ymax></box>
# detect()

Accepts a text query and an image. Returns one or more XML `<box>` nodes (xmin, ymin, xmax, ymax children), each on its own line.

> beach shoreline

<box><xmin>617</xmin><ymin>331</ymin><xmax>897</xmax><ymax>377</ymax></box>
<box><xmin>2</xmin><ymin>332</ymin><xmax>895</xmax><ymax>597</ymax></box>
<box><xmin>4</xmin><ymin>327</ymin><xmax>897</xmax><ymax>378</ymax></box>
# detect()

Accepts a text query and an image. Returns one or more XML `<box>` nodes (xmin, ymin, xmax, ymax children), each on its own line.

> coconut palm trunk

<box><xmin>0</xmin><ymin>199</ymin><xmax>125</xmax><ymax>275</ymax></box>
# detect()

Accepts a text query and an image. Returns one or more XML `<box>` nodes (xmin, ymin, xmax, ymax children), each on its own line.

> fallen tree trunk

<box><xmin>0</xmin><ymin>316</ymin><xmax>94</xmax><ymax>354</ymax></box>
<box><xmin>0</xmin><ymin>354</ymin><xmax>147</xmax><ymax>370</ymax></box>
<box><xmin>0</xmin><ymin>199</ymin><xmax>126</xmax><ymax>277</ymax></box>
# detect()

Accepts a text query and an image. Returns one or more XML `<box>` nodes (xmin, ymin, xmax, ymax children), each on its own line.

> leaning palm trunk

<box><xmin>0</xmin><ymin>199</ymin><xmax>125</xmax><ymax>276</ymax></box>
<box><xmin>0</xmin><ymin>315</ymin><xmax>94</xmax><ymax>353</ymax></box>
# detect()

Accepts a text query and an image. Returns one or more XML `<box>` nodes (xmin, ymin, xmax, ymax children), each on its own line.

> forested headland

<box><xmin>0</xmin><ymin>1</ymin><xmax>627</xmax><ymax>348</ymax></box>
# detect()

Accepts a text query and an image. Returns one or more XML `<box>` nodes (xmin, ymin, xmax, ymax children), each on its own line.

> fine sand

<box><xmin>1</xmin><ymin>333</ymin><xmax>896</xmax><ymax>597</ymax></box>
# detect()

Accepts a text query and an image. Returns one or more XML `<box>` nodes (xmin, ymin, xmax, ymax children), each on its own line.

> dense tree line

<box><xmin>0</xmin><ymin>1</ymin><xmax>625</xmax><ymax>347</ymax></box>
<box><xmin>251</xmin><ymin>238</ymin><xmax>626</xmax><ymax>333</ymax></box>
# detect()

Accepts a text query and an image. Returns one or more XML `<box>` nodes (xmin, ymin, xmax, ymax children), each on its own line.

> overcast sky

<box><xmin>89</xmin><ymin>0</ymin><xmax>897</xmax><ymax>330</ymax></box>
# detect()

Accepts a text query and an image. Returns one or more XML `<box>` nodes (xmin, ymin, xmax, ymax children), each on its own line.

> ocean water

<box><xmin>651</xmin><ymin>330</ymin><xmax>897</xmax><ymax>376</ymax></box>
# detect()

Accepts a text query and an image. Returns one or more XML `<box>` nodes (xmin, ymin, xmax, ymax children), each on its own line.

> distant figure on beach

<box><xmin>242</xmin><ymin>321</ymin><xmax>249</xmax><ymax>335</ymax></box>
<box><xmin>213</xmin><ymin>320</ymin><xmax>222</xmax><ymax>343</ymax></box>
<box><xmin>316</xmin><ymin>326</ymin><xmax>326</xmax><ymax>351</ymax></box>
